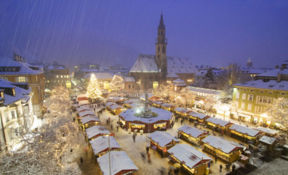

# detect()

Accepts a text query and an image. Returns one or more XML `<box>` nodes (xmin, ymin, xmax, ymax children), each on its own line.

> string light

<box><xmin>86</xmin><ymin>74</ymin><xmax>102</xmax><ymax>99</ymax></box>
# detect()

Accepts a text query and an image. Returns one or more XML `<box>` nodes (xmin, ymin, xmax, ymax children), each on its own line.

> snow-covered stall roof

<box><xmin>259</xmin><ymin>136</ymin><xmax>276</xmax><ymax>145</ymax></box>
<box><xmin>161</xmin><ymin>103</ymin><xmax>173</xmax><ymax>108</ymax></box>
<box><xmin>80</xmin><ymin>116</ymin><xmax>100</xmax><ymax>124</ymax></box>
<box><xmin>86</xmin><ymin>126</ymin><xmax>111</xmax><ymax>139</ymax></box>
<box><xmin>78</xmin><ymin>100</ymin><xmax>90</xmax><ymax>106</ymax></box>
<box><xmin>168</xmin><ymin>144</ymin><xmax>211</xmax><ymax>169</ymax></box>
<box><xmin>110</xmin><ymin>104</ymin><xmax>122</xmax><ymax>110</ymax></box>
<box><xmin>89</xmin><ymin>136</ymin><xmax>120</xmax><ymax>155</ymax></box>
<box><xmin>202</xmin><ymin>135</ymin><xmax>242</xmax><ymax>154</ymax></box>
<box><xmin>77</xmin><ymin>94</ymin><xmax>88</xmax><ymax>101</ymax></box>
<box><xmin>234</xmin><ymin>80</ymin><xmax>288</xmax><ymax>91</ymax></box>
<box><xmin>97</xmin><ymin>151</ymin><xmax>138</xmax><ymax>175</ymax></box>
<box><xmin>120</xmin><ymin>107</ymin><xmax>172</xmax><ymax>124</ymax></box>
<box><xmin>78</xmin><ymin>110</ymin><xmax>95</xmax><ymax>117</ymax></box>
<box><xmin>206</xmin><ymin>117</ymin><xmax>230</xmax><ymax>127</ymax></box>
<box><xmin>76</xmin><ymin>105</ymin><xmax>91</xmax><ymax>113</ymax></box>
<box><xmin>148</xmin><ymin>131</ymin><xmax>178</xmax><ymax>147</ymax></box>
<box><xmin>130</xmin><ymin>54</ymin><xmax>159</xmax><ymax>73</ymax></box>
<box><xmin>256</xmin><ymin>127</ymin><xmax>278</xmax><ymax>136</ymax></box>
<box><xmin>178</xmin><ymin>125</ymin><xmax>206</xmax><ymax>138</ymax></box>
<box><xmin>0</xmin><ymin>58</ymin><xmax>43</xmax><ymax>75</ymax></box>
<box><xmin>230</xmin><ymin>124</ymin><xmax>260</xmax><ymax>137</ymax></box>
<box><xmin>188</xmin><ymin>111</ymin><xmax>207</xmax><ymax>120</ymax></box>
<box><xmin>175</xmin><ymin>107</ymin><xmax>189</xmax><ymax>114</ymax></box>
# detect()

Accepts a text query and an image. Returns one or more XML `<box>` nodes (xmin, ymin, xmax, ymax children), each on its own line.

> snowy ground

<box><xmin>248</xmin><ymin>158</ymin><xmax>288</xmax><ymax>175</ymax></box>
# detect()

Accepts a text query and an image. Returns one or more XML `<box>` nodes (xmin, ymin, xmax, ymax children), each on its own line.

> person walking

<box><xmin>220</xmin><ymin>164</ymin><xmax>223</xmax><ymax>173</ymax></box>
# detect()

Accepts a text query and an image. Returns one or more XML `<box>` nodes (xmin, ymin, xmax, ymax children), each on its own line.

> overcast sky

<box><xmin>0</xmin><ymin>0</ymin><xmax>288</xmax><ymax>68</ymax></box>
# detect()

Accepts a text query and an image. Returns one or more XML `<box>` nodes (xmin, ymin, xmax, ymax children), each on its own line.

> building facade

<box><xmin>0</xmin><ymin>56</ymin><xmax>45</xmax><ymax>115</ymax></box>
<box><xmin>0</xmin><ymin>79</ymin><xmax>33</xmax><ymax>151</ymax></box>
<box><xmin>45</xmin><ymin>64</ymin><xmax>71</xmax><ymax>89</ymax></box>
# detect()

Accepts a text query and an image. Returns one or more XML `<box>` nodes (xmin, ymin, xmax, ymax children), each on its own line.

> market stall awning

<box><xmin>148</xmin><ymin>131</ymin><xmax>178</xmax><ymax>147</ymax></box>
<box><xmin>89</xmin><ymin>136</ymin><xmax>120</xmax><ymax>156</ymax></box>
<box><xmin>86</xmin><ymin>126</ymin><xmax>111</xmax><ymax>140</ymax></box>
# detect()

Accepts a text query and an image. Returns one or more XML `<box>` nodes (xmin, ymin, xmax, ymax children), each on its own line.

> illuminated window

<box><xmin>56</xmin><ymin>75</ymin><xmax>59</xmax><ymax>78</ymax></box>
<box><xmin>153</xmin><ymin>81</ymin><xmax>159</xmax><ymax>89</ymax></box>
<box><xmin>248</xmin><ymin>104</ymin><xmax>252</xmax><ymax>111</ymax></box>
<box><xmin>187</xmin><ymin>79</ymin><xmax>193</xmax><ymax>83</ymax></box>
<box><xmin>242</xmin><ymin>93</ymin><xmax>246</xmax><ymax>100</ymax></box>
<box><xmin>17</xmin><ymin>76</ymin><xmax>27</xmax><ymax>83</ymax></box>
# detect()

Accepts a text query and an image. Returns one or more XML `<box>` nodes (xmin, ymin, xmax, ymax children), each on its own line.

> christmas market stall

<box><xmin>188</xmin><ymin>111</ymin><xmax>209</xmax><ymax>123</ymax></box>
<box><xmin>202</xmin><ymin>135</ymin><xmax>243</xmax><ymax>163</ymax></box>
<box><xmin>205</xmin><ymin>117</ymin><xmax>232</xmax><ymax>133</ymax></box>
<box><xmin>151</xmin><ymin>101</ymin><xmax>162</xmax><ymax>108</ymax></box>
<box><xmin>97</xmin><ymin>151</ymin><xmax>138</xmax><ymax>175</ymax></box>
<box><xmin>256</xmin><ymin>127</ymin><xmax>279</xmax><ymax>137</ymax></box>
<box><xmin>119</xmin><ymin>107</ymin><xmax>173</xmax><ymax>133</ymax></box>
<box><xmin>161</xmin><ymin>103</ymin><xmax>174</xmax><ymax>111</ymax></box>
<box><xmin>168</xmin><ymin>144</ymin><xmax>212</xmax><ymax>175</ymax></box>
<box><xmin>85</xmin><ymin>125</ymin><xmax>112</xmax><ymax>141</ymax></box>
<box><xmin>80</xmin><ymin>115</ymin><xmax>100</xmax><ymax>129</ymax></box>
<box><xmin>148</xmin><ymin>131</ymin><xmax>179</xmax><ymax>156</ymax></box>
<box><xmin>78</xmin><ymin>100</ymin><xmax>90</xmax><ymax>106</ymax></box>
<box><xmin>174</xmin><ymin>107</ymin><xmax>190</xmax><ymax>118</ymax></box>
<box><xmin>77</xmin><ymin>94</ymin><xmax>88</xmax><ymax>102</ymax></box>
<box><xmin>107</xmin><ymin>104</ymin><xmax>124</xmax><ymax>115</ymax></box>
<box><xmin>123</xmin><ymin>99</ymin><xmax>134</xmax><ymax>109</ymax></box>
<box><xmin>178</xmin><ymin>125</ymin><xmax>208</xmax><ymax>145</ymax></box>
<box><xmin>259</xmin><ymin>135</ymin><xmax>277</xmax><ymax>151</ymax></box>
<box><xmin>76</xmin><ymin>105</ymin><xmax>91</xmax><ymax>113</ymax></box>
<box><xmin>89</xmin><ymin>136</ymin><xmax>121</xmax><ymax>157</ymax></box>
<box><xmin>229</xmin><ymin>124</ymin><xmax>261</xmax><ymax>142</ymax></box>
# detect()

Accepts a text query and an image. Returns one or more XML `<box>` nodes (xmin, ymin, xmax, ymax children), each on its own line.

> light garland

<box><xmin>86</xmin><ymin>73</ymin><xmax>102</xmax><ymax>99</ymax></box>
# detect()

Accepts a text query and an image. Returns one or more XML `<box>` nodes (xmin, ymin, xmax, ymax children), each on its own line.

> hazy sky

<box><xmin>0</xmin><ymin>0</ymin><xmax>288</xmax><ymax>68</ymax></box>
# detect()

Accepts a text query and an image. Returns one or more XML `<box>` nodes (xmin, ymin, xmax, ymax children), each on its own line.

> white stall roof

<box><xmin>89</xmin><ymin>136</ymin><xmax>120</xmax><ymax>155</ymax></box>
<box><xmin>80</xmin><ymin>116</ymin><xmax>100</xmax><ymax>124</ymax></box>
<box><xmin>230</xmin><ymin>124</ymin><xmax>260</xmax><ymax>137</ymax></box>
<box><xmin>202</xmin><ymin>135</ymin><xmax>242</xmax><ymax>154</ymax></box>
<box><xmin>79</xmin><ymin>100</ymin><xmax>89</xmax><ymax>106</ymax></box>
<box><xmin>148</xmin><ymin>131</ymin><xmax>178</xmax><ymax>147</ymax></box>
<box><xmin>86</xmin><ymin>126</ymin><xmax>111</xmax><ymax>139</ymax></box>
<box><xmin>257</xmin><ymin>127</ymin><xmax>278</xmax><ymax>135</ymax></box>
<box><xmin>259</xmin><ymin>136</ymin><xmax>276</xmax><ymax>145</ymax></box>
<box><xmin>206</xmin><ymin>117</ymin><xmax>230</xmax><ymax>127</ymax></box>
<box><xmin>168</xmin><ymin>144</ymin><xmax>211</xmax><ymax>169</ymax></box>
<box><xmin>76</xmin><ymin>105</ymin><xmax>91</xmax><ymax>113</ymax></box>
<box><xmin>97</xmin><ymin>151</ymin><xmax>138</xmax><ymax>175</ymax></box>
<box><xmin>189</xmin><ymin>111</ymin><xmax>207</xmax><ymax>119</ymax></box>
<box><xmin>178</xmin><ymin>125</ymin><xmax>206</xmax><ymax>138</ymax></box>
<box><xmin>120</xmin><ymin>107</ymin><xmax>172</xmax><ymax>124</ymax></box>
<box><xmin>175</xmin><ymin>107</ymin><xmax>189</xmax><ymax>113</ymax></box>
<box><xmin>78</xmin><ymin>110</ymin><xmax>95</xmax><ymax>117</ymax></box>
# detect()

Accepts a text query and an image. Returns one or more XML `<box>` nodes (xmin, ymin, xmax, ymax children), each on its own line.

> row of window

<box><xmin>56</xmin><ymin>75</ymin><xmax>69</xmax><ymax>78</ymax></box>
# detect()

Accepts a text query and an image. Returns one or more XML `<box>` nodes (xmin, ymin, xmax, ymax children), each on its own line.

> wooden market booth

<box><xmin>188</xmin><ymin>111</ymin><xmax>209</xmax><ymax>123</ymax></box>
<box><xmin>161</xmin><ymin>103</ymin><xmax>174</xmax><ymax>111</ymax></box>
<box><xmin>80</xmin><ymin>115</ymin><xmax>100</xmax><ymax>130</ymax></box>
<box><xmin>205</xmin><ymin>117</ymin><xmax>232</xmax><ymax>133</ymax></box>
<box><xmin>148</xmin><ymin>131</ymin><xmax>179</xmax><ymax>156</ymax></box>
<box><xmin>85</xmin><ymin>125</ymin><xmax>113</xmax><ymax>141</ymax></box>
<box><xmin>174</xmin><ymin>107</ymin><xmax>190</xmax><ymax>118</ymax></box>
<box><xmin>89</xmin><ymin>136</ymin><xmax>121</xmax><ymax>157</ymax></box>
<box><xmin>202</xmin><ymin>135</ymin><xmax>243</xmax><ymax>163</ymax></box>
<box><xmin>168</xmin><ymin>144</ymin><xmax>212</xmax><ymax>175</ymax></box>
<box><xmin>229</xmin><ymin>124</ymin><xmax>261</xmax><ymax>143</ymax></box>
<box><xmin>178</xmin><ymin>125</ymin><xmax>208</xmax><ymax>145</ymax></box>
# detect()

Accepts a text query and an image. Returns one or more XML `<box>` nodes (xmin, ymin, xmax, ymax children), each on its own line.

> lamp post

<box><xmin>107</xmin><ymin>135</ymin><xmax>111</xmax><ymax>175</ymax></box>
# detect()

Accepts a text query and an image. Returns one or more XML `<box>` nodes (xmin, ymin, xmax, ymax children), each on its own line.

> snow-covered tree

<box><xmin>266</xmin><ymin>97</ymin><xmax>288</xmax><ymax>129</ymax></box>
<box><xmin>86</xmin><ymin>73</ymin><xmax>102</xmax><ymax>99</ymax></box>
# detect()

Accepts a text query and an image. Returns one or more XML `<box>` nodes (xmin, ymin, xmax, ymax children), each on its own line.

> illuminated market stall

<box><xmin>148</xmin><ymin>131</ymin><xmax>179</xmax><ymax>156</ymax></box>
<box><xmin>206</xmin><ymin>117</ymin><xmax>232</xmax><ymax>132</ymax></box>
<box><xmin>202</xmin><ymin>135</ymin><xmax>243</xmax><ymax>163</ymax></box>
<box><xmin>168</xmin><ymin>144</ymin><xmax>212</xmax><ymax>175</ymax></box>
<box><xmin>229</xmin><ymin>124</ymin><xmax>261</xmax><ymax>142</ymax></box>
<box><xmin>85</xmin><ymin>125</ymin><xmax>112</xmax><ymax>141</ymax></box>
<box><xmin>174</xmin><ymin>107</ymin><xmax>190</xmax><ymax>117</ymax></box>
<box><xmin>178</xmin><ymin>125</ymin><xmax>208</xmax><ymax>145</ymax></box>
<box><xmin>97</xmin><ymin>151</ymin><xmax>138</xmax><ymax>175</ymax></box>
<box><xmin>89</xmin><ymin>136</ymin><xmax>121</xmax><ymax>157</ymax></box>
<box><xmin>119</xmin><ymin>107</ymin><xmax>173</xmax><ymax>133</ymax></box>
<box><xmin>188</xmin><ymin>111</ymin><xmax>209</xmax><ymax>123</ymax></box>
<box><xmin>161</xmin><ymin>103</ymin><xmax>174</xmax><ymax>111</ymax></box>
<box><xmin>80</xmin><ymin>116</ymin><xmax>100</xmax><ymax>129</ymax></box>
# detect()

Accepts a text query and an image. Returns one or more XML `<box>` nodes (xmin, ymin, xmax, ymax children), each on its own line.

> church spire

<box><xmin>159</xmin><ymin>13</ymin><xmax>165</xmax><ymax>29</ymax></box>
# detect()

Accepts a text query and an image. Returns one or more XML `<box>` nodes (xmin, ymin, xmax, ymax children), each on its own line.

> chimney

<box><xmin>13</xmin><ymin>53</ymin><xmax>25</xmax><ymax>62</ymax></box>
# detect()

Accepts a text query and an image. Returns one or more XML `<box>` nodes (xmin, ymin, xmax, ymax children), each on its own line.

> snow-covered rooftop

<box><xmin>97</xmin><ymin>151</ymin><xmax>138</xmax><ymax>175</ymax></box>
<box><xmin>259</xmin><ymin>136</ymin><xmax>276</xmax><ymax>145</ymax></box>
<box><xmin>123</xmin><ymin>76</ymin><xmax>135</xmax><ymax>82</ymax></box>
<box><xmin>89</xmin><ymin>136</ymin><xmax>120</xmax><ymax>155</ymax></box>
<box><xmin>206</xmin><ymin>117</ymin><xmax>230</xmax><ymax>127</ymax></box>
<box><xmin>188</xmin><ymin>111</ymin><xmax>207</xmax><ymax>120</ymax></box>
<box><xmin>119</xmin><ymin>107</ymin><xmax>172</xmax><ymax>123</ymax></box>
<box><xmin>78</xmin><ymin>100</ymin><xmax>90</xmax><ymax>106</ymax></box>
<box><xmin>80</xmin><ymin>116</ymin><xmax>100</xmax><ymax>124</ymax></box>
<box><xmin>85</xmin><ymin>72</ymin><xmax>114</xmax><ymax>80</ymax></box>
<box><xmin>178</xmin><ymin>125</ymin><xmax>206</xmax><ymax>138</ymax></box>
<box><xmin>109</xmin><ymin>104</ymin><xmax>122</xmax><ymax>110</ymax></box>
<box><xmin>129</xmin><ymin>54</ymin><xmax>196</xmax><ymax>74</ymax></box>
<box><xmin>76</xmin><ymin>105</ymin><xmax>91</xmax><ymax>113</ymax></box>
<box><xmin>230</xmin><ymin>124</ymin><xmax>260</xmax><ymax>137</ymax></box>
<box><xmin>256</xmin><ymin>127</ymin><xmax>278</xmax><ymax>135</ymax></box>
<box><xmin>78</xmin><ymin>110</ymin><xmax>95</xmax><ymax>118</ymax></box>
<box><xmin>86</xmin><ymin>126</ymin><xmax>111</xmax><ymax>139</ymax></box>
<box><xmin>168</xmin><ymin>144</ymin><xmax>212</xmax><ymax>169</ymax></box>
<box><xmin>0</xmin><ymin>58</ymin><xmax>43</xmax><ymax>75</ymax></box>
<box><xmin>148</xmin><ymin>131</ymin><xmax>178</xmax><ymax>147</ymax></box>
<box><xmin>234</xmin><ymin>80</ymin><xmax>288</xmax><ymax>91</ymax></box>
<box><xmin>202</xmin><ymin>135</ymin><xmax>242</xmax><ymax>154</ymax></box>
<box><xmin>175</xmin><ymin>107</ymin><xmax>189</xmax><ymax>114</ymax></box>
<box><xmin>187</xmin><ymin>86</ymin><xmax>222</xmax><ymax>96</ymax></box>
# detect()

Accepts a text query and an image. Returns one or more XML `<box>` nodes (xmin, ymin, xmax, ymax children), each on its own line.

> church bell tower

<box><xmin>155</xmin><ymin>14</ymin><xmax>167</xmax><ymax>78</ymax></box>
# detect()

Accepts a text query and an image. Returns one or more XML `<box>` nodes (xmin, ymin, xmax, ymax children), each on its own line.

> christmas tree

<box><xmin>86</xmin><ymin>74</ymin><xmax>102</xmax><ymax>99</ymax></box>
